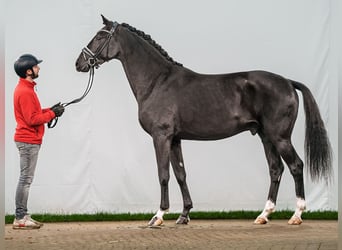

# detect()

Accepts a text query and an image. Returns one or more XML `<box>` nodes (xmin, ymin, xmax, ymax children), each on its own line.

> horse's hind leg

<box><xmin>273</xmin><ymin>138</ymin><xmax>306</xmax><ymax>225</ymax></box>
<box><xmin>170</xmin><ymin>139</ymin><xmax>193</xmax><ymax>224</ymax></box>
<box><xmin>254</xmin><ymin>133</ymin><xmax>284</xmax><ymax>224</ymax></box>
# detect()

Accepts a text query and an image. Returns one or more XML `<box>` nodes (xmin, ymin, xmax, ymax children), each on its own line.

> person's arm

<box><xmin>19</xmin><ymin>92</ymin><xmax>55</xmax><ymax>126</ymax></box>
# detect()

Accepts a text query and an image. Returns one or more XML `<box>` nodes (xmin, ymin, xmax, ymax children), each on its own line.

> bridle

<box><xmin>81</xmin><ymin>21</ymin><xmax>119</xmax><ymax>69</ymax></box>
<box><xmin>48</xmin><ymin>21</ymin><xmax>119</xmax><ymax>128</ymax></box>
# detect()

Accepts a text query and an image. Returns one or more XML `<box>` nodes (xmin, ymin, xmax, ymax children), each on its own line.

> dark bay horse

<box><xmin>75</xmin><ymin>15</ymin><xmax>332</xmax><ymax>226</ymax></box>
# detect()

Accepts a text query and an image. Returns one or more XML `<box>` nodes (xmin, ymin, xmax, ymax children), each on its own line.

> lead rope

<box><xmin>48</xmin><ymin>66</ymin><xmax>95</xmax><ymax>128</ymax></box>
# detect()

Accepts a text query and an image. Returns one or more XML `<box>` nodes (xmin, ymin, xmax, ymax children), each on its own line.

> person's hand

<box><xmin>51</xmin><ymin>102</ymin><xmax>65</xmax><ymax>117</ymax></box>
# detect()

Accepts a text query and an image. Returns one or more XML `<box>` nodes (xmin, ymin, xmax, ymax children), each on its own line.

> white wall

<box><xmin>5</xmin><ymin>0</ymin><xmax>338</xmax><ymax>214</ymax></box>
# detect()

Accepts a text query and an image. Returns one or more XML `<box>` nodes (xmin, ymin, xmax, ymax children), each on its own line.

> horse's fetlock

<box><xmin>296</xmin><ymin>198</ymin><xmax>306</xmax><ymax>211</ymax></box>
<box><xmin>265</xmin><ymin>200</ymin><xmax>276</xmax><ymax>212</ymax></box>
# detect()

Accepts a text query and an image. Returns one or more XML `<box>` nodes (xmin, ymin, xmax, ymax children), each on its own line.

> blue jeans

<box><xmin>15</xmin><ymin>142</ymin><xmax>41</xmax><ymax>219</ymax></box>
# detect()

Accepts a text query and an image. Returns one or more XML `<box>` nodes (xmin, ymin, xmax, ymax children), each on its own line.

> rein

<box><xmin>48</xmin><ymin>21</ymin><xmax>118</xmax><ymax>129</ymax></box>
<box><xmin>47</xmin><ymin>66</ymin><xmax>95</xmax><ymax>128</ymax></box>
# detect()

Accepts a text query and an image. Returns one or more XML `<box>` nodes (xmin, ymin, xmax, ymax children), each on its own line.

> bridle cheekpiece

<box><xmin>82</xmin><ymin>21</ymin><xmax>119</xmax><ymax>69</ymax></box>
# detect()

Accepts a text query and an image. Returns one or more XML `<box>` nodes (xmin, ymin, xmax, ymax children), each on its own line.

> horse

<box><xmin>75</xmin><ymin>15</ymin><xmax>332</xmax><ymax>227</ymax></box>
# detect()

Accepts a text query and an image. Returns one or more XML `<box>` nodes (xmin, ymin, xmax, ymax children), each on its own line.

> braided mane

<box><xmin>121</xmin><ymin>23</ymin><xmax>183</xmax><ymax>67</ymax></box>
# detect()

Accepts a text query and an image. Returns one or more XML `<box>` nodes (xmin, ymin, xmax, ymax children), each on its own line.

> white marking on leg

<box><xmin>288</xmin><ymin>198</ymin><xmax>306</xmax><ymax>225</ymax></box>
<box><xmin>255</xmin><ymin>200</ymin><xmax>275</xmax><ymax>224</ymax></box>
<box><xmin>294</xmin><ymin>198</ymin><xmax>306</xmax><ymax>218</ymax></box>
<box><xmin>148</xmin><ymin>209</ymin><xmax>169</xmax><ymax>227</ymax></box>
<box><xmin>260</xmin><ymin>200</ymin><xmax>275</xmax><ymax>218</ymax></box>
<box><xmin>156</xmin><ymin>209</ymin><xmax>168</xmax><ymax>219</ymax></box>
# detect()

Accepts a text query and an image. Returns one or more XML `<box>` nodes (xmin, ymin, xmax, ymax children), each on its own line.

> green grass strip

<box><xmin>5</xmin><ymin>210</ymin><xmax>337</xmax><ymax>224</ymax></box>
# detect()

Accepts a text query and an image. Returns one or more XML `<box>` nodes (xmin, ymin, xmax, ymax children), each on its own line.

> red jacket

<box><xmin>13</xmin><ymin>78</ymin><xmax>55</xmax><ymax>144</ymax></box>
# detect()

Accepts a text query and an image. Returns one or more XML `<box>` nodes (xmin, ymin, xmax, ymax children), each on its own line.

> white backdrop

<box><xmin>5</xmin><ymin>0</ymin><xmax>338</xmax><ymax>215</ymax></box>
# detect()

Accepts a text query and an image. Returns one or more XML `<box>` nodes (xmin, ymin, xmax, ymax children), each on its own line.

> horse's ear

<box><xmin>101</xmin><ymin>14</ymin><xmax>110</xmax><ymax>25</ymax></box>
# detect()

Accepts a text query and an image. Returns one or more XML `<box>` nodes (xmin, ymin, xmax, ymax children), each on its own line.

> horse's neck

<box><xmin>118</xmin><ymin>30</ymin><xmax>171</xmax><ymax>103</ymax></box>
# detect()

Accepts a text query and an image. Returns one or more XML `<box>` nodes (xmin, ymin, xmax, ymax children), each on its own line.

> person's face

<box><xmin>27</xmin><ymin>65</ymin><xmax>40</xmax><ymax>79</ymax></box>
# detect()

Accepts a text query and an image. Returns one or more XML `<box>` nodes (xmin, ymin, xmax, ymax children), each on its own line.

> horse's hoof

<box><xmin>288</xmin><ymin>216</ymin><xmax>302</xmax><ymax>225</ymax></box>
<box><xmin>176</xmin><ymin>215</ymin><xmax>190</xmax><ymax>225</ymax></box>
<box><xmin>254</xmin><ymin>217</ymin><xmax>268</xmax><ymax>225</ymax></box>
<box><xmin>148</xmin><ymin>216</ymin><xmax>163</xmax><ymax>227</ymax></box>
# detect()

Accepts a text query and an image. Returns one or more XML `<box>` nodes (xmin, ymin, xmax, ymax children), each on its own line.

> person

<box><xmin>12</xmin><ymin>54</ymin><xmax>65</xmax><ymax>229</ymax></box>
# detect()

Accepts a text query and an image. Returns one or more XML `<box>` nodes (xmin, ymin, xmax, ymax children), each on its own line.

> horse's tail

<box><xmin>291</xmin><ymin>80</ymin><xmax>332</xmax><ymax>182</ymax></box>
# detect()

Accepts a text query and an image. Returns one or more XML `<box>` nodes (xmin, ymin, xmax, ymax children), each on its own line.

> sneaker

<box><xmin>13</xmin><ymin>217</ymin><xmax>40</xmax><ymax>230</ymax></box>
<box><xmin>24</xmin><ymin>215</ymin><xmax>44</xmax><ymax>227</ymax></box>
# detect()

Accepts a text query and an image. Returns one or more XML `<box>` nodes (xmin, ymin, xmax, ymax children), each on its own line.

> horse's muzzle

<box><xmin>75</xmin><ymin>60</ymin><xmax>90</xmax><ymax>72</ymax></box>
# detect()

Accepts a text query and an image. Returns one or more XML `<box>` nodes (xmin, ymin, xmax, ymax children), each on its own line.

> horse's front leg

<box><xmin>148</xmin><ymin>134</ymin><xmax>172</xmax><ymax>227</ymax></box>
<box><xmin>170</xmin><ymin>139</ymin><xmax>193</xmax><ymax>225</ymax></box>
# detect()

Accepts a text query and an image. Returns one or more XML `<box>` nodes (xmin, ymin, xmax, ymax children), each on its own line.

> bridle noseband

<box><xmin>82</xmin><ymin>21</ymin><xmax>119</xmax><ymax>69</ymax></box>
<box><xmin>48</xmin><ymin>21</ymin><xmax>119</xmax><ymax>129</ymax></box>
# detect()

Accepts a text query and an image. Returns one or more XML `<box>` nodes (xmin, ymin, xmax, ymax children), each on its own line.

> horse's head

<box><xmin>75</xmin><ymin>15</ymin><xmax>120</xmax><ymax>72</ymax></box>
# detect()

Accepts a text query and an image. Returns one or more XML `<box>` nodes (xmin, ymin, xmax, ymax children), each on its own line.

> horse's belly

<box><xmin>178</xmin><ymin>119</ymin><xmax>254</xmax><ymax>141</ymax></box>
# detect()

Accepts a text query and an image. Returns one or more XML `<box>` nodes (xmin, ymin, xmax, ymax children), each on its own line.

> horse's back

<box><xmin>173</xmin><ymin>68</ymin><xmax>299</xmax><ymax>117</ymax></box>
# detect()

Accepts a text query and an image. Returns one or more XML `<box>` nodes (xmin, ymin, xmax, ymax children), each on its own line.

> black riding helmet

<box><xmin>14</xmin><ymin>54</ymin><xmax>43</xmax><ymax>78</ymax></box>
